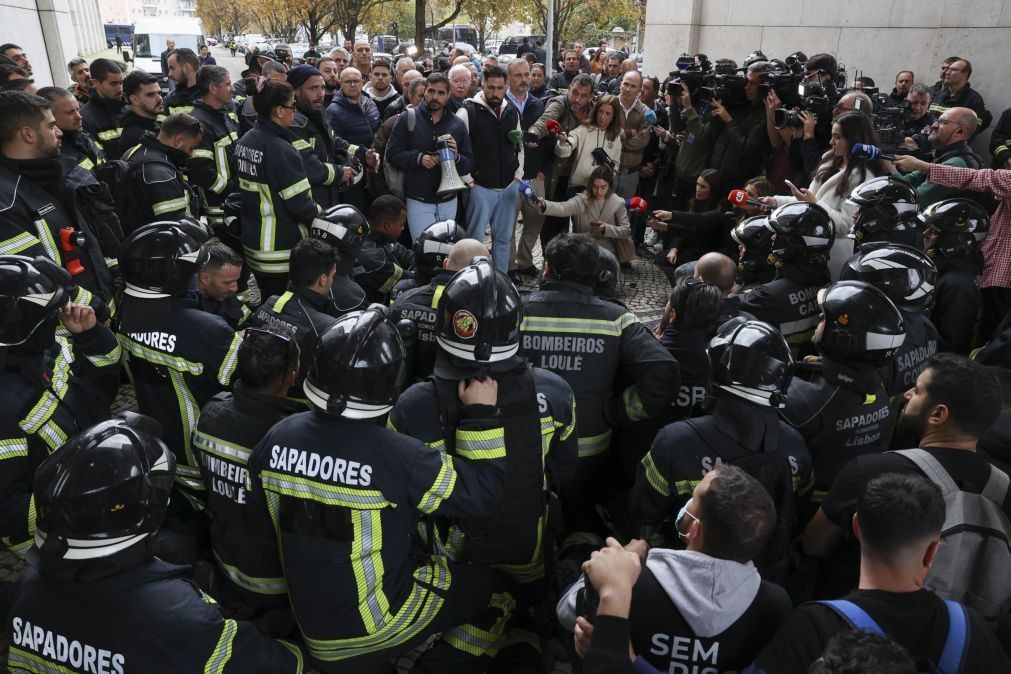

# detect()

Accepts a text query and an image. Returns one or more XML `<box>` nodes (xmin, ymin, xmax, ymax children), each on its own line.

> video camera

<box><xmin>591</xmin><ymin>147</ymin><xmax>617</xmax><ymax>173</ymax></box>
<box><xmin>666</xmin><ymin>53</ymin><xmax>710</xmax><ymax>98</ymax></box>
<box><xmin>773</xmin><ymin>82</ymin><xmax>834</xmax><ymax>129</ymax></box>
<box><xmin>872</xmin><ymin>99</ymin><xmax>912</xmax><ymax>156</ymax></box>
<box><xmin>695</xmin><ymin>59</ymin><xmax>746</xmax><ymax>106</ymax></box>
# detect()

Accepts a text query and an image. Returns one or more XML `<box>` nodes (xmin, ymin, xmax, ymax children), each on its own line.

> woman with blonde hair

<box><xmin>555</xmin><ymin>94</ymin><xmax>623</xmax><ymax>193</ymax></box>
<box><xmin>537</xmin><ymin>166</ymin><xmax>634</xmax><ymax>263</ymax></box>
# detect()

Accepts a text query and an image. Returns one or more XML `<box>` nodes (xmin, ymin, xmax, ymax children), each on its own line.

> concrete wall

<box><xmin>2</xmin><ymin>0</ymin><xmax>109</xmax><ymax>88</ymax></box>
<box><xmin>643</xmin><ymin>0</ymin><xmax>1011</xmax><ymax>147</ymax></box>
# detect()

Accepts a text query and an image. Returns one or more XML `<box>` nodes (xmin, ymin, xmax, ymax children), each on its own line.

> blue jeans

<box><xmin>407</xmin><ymin>197</ymin><xmax>459</xmax><ymax>242</ymax></box>
<box><xmin>465</xmin><ymin>182</ymin><xmax>520</xmax><ymax>272</ymax></box>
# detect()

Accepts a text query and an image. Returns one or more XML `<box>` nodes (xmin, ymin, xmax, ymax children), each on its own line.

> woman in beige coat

<box><xmin>537</xmin><ymin>166</ymin><xmax>634</xmax><ymax>263</ymax></box>
<box><xmin>554</xmin><ymin>94</ymin><xmax>624</xmax><ymax>192</ymax></box>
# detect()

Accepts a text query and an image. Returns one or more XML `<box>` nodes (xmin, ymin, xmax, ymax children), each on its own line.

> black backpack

<box><xmin>684</xmin><ymin>418</ymin><xmax>797</xmax><ymax>583</ymax></box>
<box><xmin>94</xmin><ymin>159</ymin><xmax>144</xmax><ymax>234</ymax></box>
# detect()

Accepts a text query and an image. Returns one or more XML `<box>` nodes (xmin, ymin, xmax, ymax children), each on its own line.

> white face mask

<box><xmin>675</xmin><ymin>497</ymin><xmax>700</xmax><ymax>540</ymax></box>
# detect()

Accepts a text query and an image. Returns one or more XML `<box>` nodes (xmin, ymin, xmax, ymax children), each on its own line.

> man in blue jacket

<box><xmin>386</xmin><ymin>72</ymin><xmax>474</xmax><ymax>240</ymax></box>
<box><xmin>326</xmin><ymin>67</ymin><xmax>380</xmax><ymax>211</ymax></box>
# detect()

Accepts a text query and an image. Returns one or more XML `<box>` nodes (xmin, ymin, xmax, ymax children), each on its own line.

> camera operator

<box><xmin>665</xmin><ymin>61</ymin><xmax>716</xmax><ymax>209</ymax></box>
<box><xmin>706</xmin><ymin>61</ymin><xmax>773</xmax><ymax>190</ymax></box>
<box><xmin>765</xmin><ymin>89</ymin><xmax>823</xmax><ymax>188</ymax></box>
<box><xmin>804</xmin><ymin>53</ymin><xmax>839</xmax><ymax>96</ymax></box>
<box><xmin>893</xmin><ymin>107</ymin><xmax>982</xmax><ymax>207</ymax></box>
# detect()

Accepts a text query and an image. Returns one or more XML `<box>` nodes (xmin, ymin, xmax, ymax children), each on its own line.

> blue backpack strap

<box><xmin>937</xmin><ymin>601</ymin><xmax>968</xmax><ymax>674</ymax></box>
<box><xmin>815</xmin><ymin>600</ymin><xmax>885</xmax><ymax>635</ymax></box>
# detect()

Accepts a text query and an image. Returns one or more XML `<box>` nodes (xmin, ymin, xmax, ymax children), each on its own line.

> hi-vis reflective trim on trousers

<box><xmin>520</xmin><ymin>313</ymin><xmax>636</xmax><ymax>337</ymax></box>
<box><xmin>642</xmin><ymin>451</ymin><xmax>670</xmax><ymax>496</ymax></box>
<box><xmin>350</xmin><ymin>510</ymin><xmax>392</xmax><ymax>633</ymax></box>
<box><xmin>455</xmin><ymin>426</ymin><xmax>506</xmax><ymax>460</ymax></box>
<box><xmin>303</xmin><ymin>561</ymin><xmax>451</xmax><ymax>662</ymax></box>
<box><xmin>417</xmin><ymin>450</ymin><xmax>457</xmax><ymax>513</ymax></box>
<box><xmin>168</xmin><ymin>369</ymin><xmax>201</xmax><ymax>468</ymax></box>
<box><xmin>261</xmin><ymin>471</ymin><xmax>392</xmax><ymax>509</ymax></box>
<box><xmin>214</xmin><ymin>550</ymin><xmax>288</xmax><ymax>596</ymax></box>
<box><xmin>205</xmin><ymin>618</ymin><xmax>237</xmax><ymax>673</ymax></box>
<box><xmin>577</xmin><ymin>429</ymin><xmax>611</xmax><ymax>458</ymax></box>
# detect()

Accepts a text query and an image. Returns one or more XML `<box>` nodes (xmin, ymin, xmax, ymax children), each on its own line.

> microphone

<box><xmin>625</xmin><ymin>196</ymin><xmax>649</xmax><ymax>214</ymax></box>
<box><xmin>851</xmin><ymin>143</ymin><xmax>895</xmax><ymax>161</ymax></box>
<box><xmin>545</xmin><ymin>118</ymin><xmax>562</xmax><ymax>135</ymax></box>
<box><xmin>728</xmin><ymin>189</ymin><xmax>769</xmax><ymax>210</ymax></box>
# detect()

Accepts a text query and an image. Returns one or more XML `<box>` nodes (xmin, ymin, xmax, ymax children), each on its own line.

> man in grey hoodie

<box><xmin>558</xmin><ymin>465</ymin><xmax>793</xmax><ymax>673</ymax></box>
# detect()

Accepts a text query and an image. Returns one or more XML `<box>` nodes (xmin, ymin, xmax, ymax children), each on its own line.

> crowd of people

<box><xmin>0</xmin><ymin>33</ymin><xmax>1009</xmax><ymax>674</ymax></box>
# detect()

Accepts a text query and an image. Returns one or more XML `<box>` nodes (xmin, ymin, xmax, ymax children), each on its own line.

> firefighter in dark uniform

<box><xmin>9</xmin><ymin>414</ymin><xmax>304</xmax><ymax>673</ymax></box>
<box><xmin>839</xmin><ymin>243</ymin><xmax>939</xmax><ymax>397</ymax></box>
<box><xmin>0</xmin><ymin>91</ymin><xmax>116</xmax><ymax>307</ymax></box>
<box><xmin>390</xmin><ymin>259</ymin><xmax>578</xmax><ymax>586</ymax></box>
<box><xmin>391</xmin><ymin>232</ymin><xmax>480</xmax><ymax>382</ymax></box>
<box><xmin>123</xmin><ymin>114</ymin><xmax>202</xmax><ymax>228</ymax></box>
<box><xmin>848</xmin><ymin>176</ymin><xmax>923</xmax><ymax>251</ymax></box>
<box><xmin>288</xmin><ymin>64</ymin><xmax>358</xmax><ymax>211</ymax></box>
<box><xmin>0</xmin><ymin>256</ymin><xmax>121</xmax><ymax>557</ymax></box>
<box><xmin>193</xmin><ymin>326</ymin><xmax>303</xmax><ymax>617</ymax></box>
<box><xmin>739</xmin><ymin>202</ymin><xmax>834</xmax><ymax>357</ymax></box>
<box><xmin>629</xmin><ymin>319</ymin><xmax>813</xmax><ymax>570</ymax></box>
<box><xmin>780</xmin><ymin>281</ymin><xmax>905</xmax><ymax>504</ymax></box>
<box><xmin>520</xmin><ymin>233</ymin><xmax>679</xmax><ymax>561</ymax></box>
<box><xmin>188</xmin><ymin>66</ymin><xmax>240</xmax><ymax>236</ymax></box>
<box><xmin>248</xmin><ymin>237</ymin><xmax>363</xmax><ymax>395</ymax></box>
<box><xmin>306</xmin><ymin>204</ymin><xmax>370</xmax><ymax>314</ymax></box>
<box><xmin>36</xmin><ymin>86</ymin><xmax>105</xmax><ymax>174</ymax></box>
<box><xmin>244</xmin><ymin>307</ymin><xmax>516</xmax><ymax>672</ymax></box>
<box><xmin>79</xmin><ymin>58</ymin><xmax>127</xmax><ymax>159</ymax></box>
<box><xmin>235</xmin><ymin>79</ymin><xmax>321</xmax><ymax>300</ymax></box>
<box><xmin>390</xmin><ymin>218</ymin><xmax>466</xmax><ymax>301</ymax></box>
<box><xmin>731</xmin><ymin>215</ymin><xmax>777</xmax><ymax>293</ymax></box>
<box><xmin>921</xmin><ymin>199</ymin><xmax>989</xmax><ymax>355</ymax></box>
<box><xmin>116</xmin><ymin>221</ymin><xmax>243</xmax><ymax>515</ymax></box>
<box><xmin>354</xmin><ymin>195</ymin><xmax>414</xmax><ymax>305</ymax></box>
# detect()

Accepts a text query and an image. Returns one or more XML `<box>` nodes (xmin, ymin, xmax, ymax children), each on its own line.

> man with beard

<box><xmin>188</xmin><ymin>66</ymin><xmax>240</xmax><ymax>234</ymax></box>
<box><xmin>801</xmin><ymin>354</ymin><xmax>1010</xmax><ymax>588</ymax></box>
<box><xmin>387</xmin><ymin>72</ymin><xmax>474</xmax><ymax>239</ymax></box>
<box><xmin>80</xmin><ymin>58</ymin><xmax>127</xmax><ymax>159</ymax></box>
<box><xmin>894</xmin><ymin>107</ymin><xmax>982</xmax><ymax>207</ymax></box>
<box><xmin>66</xmin><ymin>57</ymin><xmax>91</xmax><ymax>105</ymax></box>
<box><xmin>317</xmin><ymin>56</ymin><xmax>340</xmax><ymax>107</ymax></box>
<box><xmin>119</xmin><ymin>70</ymin><xmax>163</xmax><ymax>156</ymax></box>
<box><xmin>364</xmin><ymin>58</ymin><xmax>398</xmax><ymax>118</ymax></box>
<box><xmin>287</xmin><ymin>64</ymin><xmax>356</xmax><ymax>211</ymax></box>
<box><xmin>36</xmin><ymin>87</ymin><xmax>104</xmax><ymax>174</ymax></box>
<box><xmin>0</xmin><ymin>92</ymin><xmax>117</xmax><ymax>307</ymax></box>
<box><xmin>163</xmin><ymin>48</ymin><xmax>201</xmax><ymax>115</ymax></box>
<box><xmin>382</xmin><ymin>68</ymin><xmax>423</xmax><ymax>120</ymax></box>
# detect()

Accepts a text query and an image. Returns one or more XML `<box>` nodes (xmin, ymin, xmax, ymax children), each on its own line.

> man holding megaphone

<box><xmin>386</xmin><ymin>72</ymin><xmax>475</xmax><ymax>240</ymax></box>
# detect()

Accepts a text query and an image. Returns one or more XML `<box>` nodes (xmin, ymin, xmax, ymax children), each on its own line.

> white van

<box><xmin>130</xmin><ymin>17</ymin><xmax>206</xmax><ymax>78</ymax></box>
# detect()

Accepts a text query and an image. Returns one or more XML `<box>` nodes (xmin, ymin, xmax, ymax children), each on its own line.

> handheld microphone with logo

<box><xmin>625</xmin><ymin>196</ymin><xmax>649</xmax><ymax>213</ymax></box>
<box><xmin>851</xmin><ymin>143</ymin><xmax>895</xmax><ymax>161</ymax></box>
<box><xmin>545</xmin><ymin>118</ymin><xmax>562</xmax><ymax>135</ymax></box>
<box><xmin>728</xmin><ymin>189</ymin><xmax>770</xmax><ymax>210</ymax></box>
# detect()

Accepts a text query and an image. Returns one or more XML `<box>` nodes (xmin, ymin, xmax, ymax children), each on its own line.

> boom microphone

<box><xmin>851</xmin><ymin>143</ymin><xmax>895</xmax><ymax>161</ymax></box>
<box><xmin>728</xmin><ymin>189</ymin><xmax>769</xmax><ymax>210</ymax></box>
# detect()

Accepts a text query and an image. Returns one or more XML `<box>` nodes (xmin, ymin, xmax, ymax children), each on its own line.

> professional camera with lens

<box><xmin>667</xmin><ymin>53</ymin><xmax>710</xmax><ymax>98</ymax></box>
<box><xmin>760</xmin><ymin>68</ymin><xmax>803</xmax><ymax>105</ymax></box>
<box><xmin>698</xmin><ymin>60</ymin><xmax>747</xmax><ymax>106</ymax></box>
<box><xmin>872</xmin><ymin>100</ymin><xmax>911</xmax><ymax>154</ymax></box>
<box><xmin>773</xmin><ymin>82</ymin><xmax>835</xmax><ymax>129</ymax></box>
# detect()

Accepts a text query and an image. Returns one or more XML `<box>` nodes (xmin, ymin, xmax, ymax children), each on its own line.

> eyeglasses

<box><xmin>935</xmin><ymin>119</ymin><xmax>964</xmax><ymax>128</ymax></box>
<box><xmin>943</xmin><ymin>66</ymin><xmax>965</xmax><ymax>73</ymax></box>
